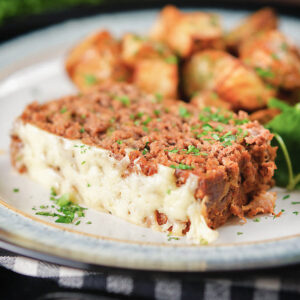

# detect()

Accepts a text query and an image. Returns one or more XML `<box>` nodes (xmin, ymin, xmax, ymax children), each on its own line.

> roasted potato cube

<box><xmin>133</xmin><ymin>58</ymin><xmax>178</xmax><ymax>99</ymax></box>
<box><xmin>191</xmin><ymin>91</ymin><xmax>233</xmax><ymax>110</ymax></box>
<box><xmin>240</xmin><ymin>30</ymin><xmax>300</xmax><ymax>90</ymax></box>
<box><xmin>225</xmin><ymin>7</ymin><xmax>277</xmax><ymax>52</ymax></box>
<box><xmin>150</xmin><ymin>5</ymin><xmax>224</xmax><ymax>58</ymax></box>
<box><xmin>65</xmin><ymin>31</ymin><xmax>131</xmax><ymax>92</ymax></box>
<box><xmin>183</xmin><ymin>50</ymin><xmax>231</xmax><ymax>97</ymax></box>
<box><xmin>121</xmin><ymin>33</ymin><xmax>172</xmax><ymax>66</ymax></box>
<box><xmin>183</xmin><ymin>50</ymin><xmax>275</xmax><ymax>111</ymax></box>
<box><xmin>120</xmin><ymin>33</ymin><xmax>179</xmax><ymax>98</ymax></box>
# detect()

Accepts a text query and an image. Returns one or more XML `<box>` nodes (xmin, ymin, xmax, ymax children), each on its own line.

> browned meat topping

<box><xmin>17</xmin><ymin>83</ymin><xmax>277</xmax><ymax>228</ymax></box>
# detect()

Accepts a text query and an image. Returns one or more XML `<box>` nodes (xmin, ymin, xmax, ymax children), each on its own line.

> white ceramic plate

<box><xmin>1</xmin><ymin>8</ymin><xmax>300</xmax><ymax>272</ymax></box>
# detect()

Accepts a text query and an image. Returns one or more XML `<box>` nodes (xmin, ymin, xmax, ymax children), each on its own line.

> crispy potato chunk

<box><xmin>150</xmin><ymin>5</ymin><xmax>224</xmax><ymax>58</ymax></box>
<box><xmin>225</xmin><ymin>7</ymin><xmax>277</xmax><ymax>52</ymax></box>
<box><xmin>183</xmin><ymin>50</ymin><xmax>275</xmax><ymax>111</ymax></box>
<box><xmin>240</xmin><ymin>30</ymin><xmax>300</xmax><ymax>90</ymax></box>
<box><xmin>121</xmin><ymin>33</ymin><xmax>179</xmax><ymax>98</ymax></box>
<box><xmin>191</xmin><ymin>91</ymin><xmax>233</xmax><ymax>110</ymax></box>
<box><xmin>121</xmin><ymin>33</ymin><xmax>173</xmax><ymax>66</ymax></box>
<box><xmin>65</xmin><ymin>31</ymin><xmax>131</xmax><ymax>92</ymax></box>
<box><xmin>133</xmin><ymin>58</ymin><xmax>178</xmax><ymax>99</ymax></box>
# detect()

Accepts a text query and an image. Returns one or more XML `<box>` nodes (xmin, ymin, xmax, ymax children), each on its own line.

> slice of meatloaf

<box><xmin>11</xmin><ymin>83</ymin><xmax>276</xmax><ymax>243</ymax></box>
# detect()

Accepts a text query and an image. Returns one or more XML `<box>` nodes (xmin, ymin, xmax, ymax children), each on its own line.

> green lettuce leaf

<box><xmin>266</xmin><ymin>98</ymin><xmax>300</xmax><ymax>189</ymax></box>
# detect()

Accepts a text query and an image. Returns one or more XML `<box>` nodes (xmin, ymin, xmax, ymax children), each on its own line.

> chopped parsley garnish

<box><xmin>86</xmin><ymin>221</ymin><xmax>92</xmax><ymax>224</ymax></box>
<box><xmin>292</xmin><ymin>202</ymin><xmax>300</xmax><ymax>205</ymax></box>
<box><xmin>116</xmin><ymin>95</ymin><xmax>130</xmax><ymax>107</ymax></box>
<box><xmin>293</xmin><ymin>211</ymin><xmax>299</xmax><ymax>215</ymax></box>
<box><xmin>170</xmin><ymin>164</ymin><xmax>194</xmax><ymax>170</ymax></box>
<box><xmin>84</xmin><ymin>74</ymin><xmax>97</xmax><ymax>85</ymax></box>
<box><xmin>202</xmin><ymin>123</ymin><xmax>214</xmax><ymax>131</ymax></box>
<box><xmin>255</xmin><ymin>67</ymin><xmax>275</xmax><ymax>79</ymax></box>
<box><xmin>142</xmin><ymin>141</ymin><xmax>150</xmax><ymax>155</ymax></box>
<box><xmin>167</xmin><ymin>189</ymin><xmax>171</xmax><ymax>195</ymax></box>
<box><xmin>155</xmin><ymin>93</ymin><xmax>163</xmax><ymax>103</ymax></box>
<box><xmin>185</xmin><ymin>145</ymin><xmax>201</xmax><ymax>155</ymax></box>
<box><xmin>166</xmin><ymin>148</ymin><xmax>179</xmax><ymax>153</ymax></box>
<box><xmin>179</xmin><ymin>106</ymin><xmax>191</xmax><ymax>118</ymax></box>
<box><xmin>271</xmin><ymin>53</ymin><xmax>279</xmax><ymax>60</ymax></box>
<box><xmin>81</xmin><ymin>114</ymin><xmax>86</xmax><ymax>119</ymax></box>
<box><xmin>35</xmin><ymin>191</ymin><xmax>88</xmax><ymax>224</ymax></box>
<box><xmin>60</xmin><ymin>107</ymin><xmax>67</xmax><ymax>114</ymax></box>
<box><xmin>167</xmin><ymin>232</ymin><xmax>179</xmax><ymax>241</ymax></box>
<box><xmin>136</xmin><ymin>112</ymin><xmax>144</xmax><ymax>118</ymax></box>
<box><xmin>237</xmin><ymin>232</ymin><xmax>243</xmax><ymax>235</ymax></box>
<box><xmin>154</xmin><ymin>109</ymin><xmax>160</xmax><ymax>117</ymax></box>
<box><xmin>81</xmin><ymin>161</ymin><xmax>86</xmax><ymax>165</ymax></box>
<box><xmin>142</xmin><ymin>116</ymin><xmax>152</xmax><ymax>126</ymax></box>
<box><xmin>283</xmin><ymin>195</ymin><xmax>290</xmax><ymax>200</ymax></box>
<box><xmin>116</xmin><ymin>140</ymin><xmax>123</xmax><ymax>145</ymax></box>
<box><xmin>51</xmin><ymin>187</ymin><xmax>57</xmax><ymax>196</ymax></box>
<box><xmin>281</xmin><ymin>42</ymin><xmax>288</xmax><ymax>51</ymax></box>
<box><xmin>253</xmin><ymin>218</ymin><xmax>260</xmax><ymax>222</ymax></box>
<box><xmin>87</xmin><ymin>184</ymin><xmax>91</xmax><ymax>187</ymax></box>
<box><xmin>13</xmin><ymin>188</ymin><xmax>19</xmax><ymax>193</ymax></box>
<box><xmin>75</xmin><ymin>221</ymin><xmax>81</xmax><ymax>226</ymax></box>
<box><xmin>80</xmin><ymin>127</ymin><xmax>85</xmax><ymax>133</ymax></box>
<box><xmin>165</xmin><ymin>55</ymin><xmax>178</xmax><ymax>64</ymax></box>
<box><xmin>142</xmin><ymin>126</ymin><xmax>149</xmax><ymax>133</ymax></box>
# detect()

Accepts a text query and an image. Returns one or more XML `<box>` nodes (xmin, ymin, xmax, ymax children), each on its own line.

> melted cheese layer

<box><xmin>14</xmin><ymin>122</ymin><xmax>218</xmax><ymax>244</ymax></box>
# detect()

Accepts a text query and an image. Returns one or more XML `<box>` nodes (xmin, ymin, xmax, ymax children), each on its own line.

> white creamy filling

<box><xmin>14</xmin><ymin>122</ymin><xmax>218</xmax><ymax>244</ymax></box>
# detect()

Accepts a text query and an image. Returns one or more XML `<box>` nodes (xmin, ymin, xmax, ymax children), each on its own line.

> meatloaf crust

<box><xmin>11</xmin><ymin>83</ymin><xmax>276</xmax><ymax>237</ymax></box>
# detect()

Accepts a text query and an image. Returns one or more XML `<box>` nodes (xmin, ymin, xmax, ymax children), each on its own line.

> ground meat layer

<box><xmin>12</xmin><ymin>83</ymin><xmax>277</xmax><ymax>229</ymax></box>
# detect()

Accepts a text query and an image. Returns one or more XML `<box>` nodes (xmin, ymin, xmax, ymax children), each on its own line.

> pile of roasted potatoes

<box><xmin>65</xmin><ymin>5</ymin><xmax>300</xmax><ymax>123</ymax></box>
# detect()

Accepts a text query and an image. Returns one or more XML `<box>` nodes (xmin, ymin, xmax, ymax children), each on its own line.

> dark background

<box><xmin>1</xmin><ymin>0</ymin><xmax>300</xmax><ymax>43</ymax></box>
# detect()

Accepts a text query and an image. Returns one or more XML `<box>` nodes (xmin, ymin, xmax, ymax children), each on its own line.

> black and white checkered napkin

<box><xmin>1</xmin><ymin>250</ymin><xmax>300</xmax><ymax>299</ymax></box>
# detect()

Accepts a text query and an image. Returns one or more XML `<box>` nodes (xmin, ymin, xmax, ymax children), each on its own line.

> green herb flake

<box><xmin>84</xmin><ymin>74</ymin><xmax>97</xmax><ymax>85</ymax></box>
<box><xmin>86</xmin><ymin>221</ymin><xmax>92</xmax><ymax>224</ymax></box>
<box><xmin>116</xmin><ymin>140</ymin><xmax>123</xmax><ymax>145</ymax></box>
<box><xmin>271</xmin><ymin>53</ymin><xmax>279</xmax><ymax>60</ymax></box>
<box><xmin>165</xmin><ymin>55</ymin><xmax>178</xmax><ymax>64</ymax></box>
<box><xmin>142</xmin><ymin>126</ymin><xmax>149</xmax><ymax>133</ymax></box>
<box><xmin>154</xmin><ymin>109</ymin><xmax>160</xmax><ymax>117</ymax></box>
<box><xmin>167</xmin><ymin>148</ymin><xmax>179</xmax><ymax>153</ymax></box>
<box><xmin>168</xmin><ymin>236</ymin><xmax>180</xmax><ymax>241</ymax></box>
<box><xmin>170</xmin><ymin>164</ymin><xmax>194</xmax><ymax>170</ymax></box>
<box><xmin>293</xmin><ymin>211</ymin><xmax>299</xmax><ymax>215</ymax></box>
<box><xmin>60</xmin><ymin>107</ymin><xmax>67</xmax><ymax>114</ymax></box>
<box><xmin>237</xmin><ymin>232</ymin><xmax>243</xmax><ymax>235</ymax></box>
<box><xmin>255</xmin><ymin>67</ymin><xmax>275</xmax><ymax>79</ymax></box>
<box><xmin>283</xmin><ymin>195</ymin><xmax>290</xmax><ymax>200</ymax></box>
<box><xmin>80</xmin><ymin>127</ymin><xmax>85</xmax><ymax>133</ymax></box>
<box><xmin>142</xmin><ymin>116</ymin><xmax>152</xmax><ymax>126</ymax></box>
<box><xmin>75</xmin><ymin>220</ymin><xmax>81</xmax><ymax>226</ymax></box>
<box><xmin>13</xmin><ymin>188</ymin><xmax>19</xmax><ymax>193</ymax></box>
<box><xmin>81</xmin><ymin>161</ymin><xmax>86</xmax><ymax>165</ymax></box>
<box><xmin>253</xmin><ymin>218</ymin><xmax>260</xmax><ymax>222</ymax></box>
<box><xmin>292</xmin><ymin>202</ymin><xmax>300</xmax><ymax>205</ymax></box>
<box><xmin>167</xmin><ymin>189</ymin><xmax>171</xmax><ymax>195</ymax></box>
<box><xmin>87</xmin><ymin>184</ymin><xmax>91</xmax><ymax>187</ymax></box>
<box><xmin>116</xmin><ymin>95</ymin><xmax>130</xmax><ymax>107</ymax></box>
<box><xmin>155</xmin><ymin>93</ymin><xmax>163</xmax><ymax>103</ymax></box>
<box><xmin>281</xmin><ymin>42</ymin><xmax>288</xmax><ymax>51</ymax></box>
<box><xmin>179</xmin><ymin>106</ymin><xmax>191</xmax><ymax>118</ymax></box>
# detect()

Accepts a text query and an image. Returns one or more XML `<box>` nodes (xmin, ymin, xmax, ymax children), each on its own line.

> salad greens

<box><xmin>266</xmin><ymin>98</ymin><xmax>300</xmax><ymax>190</ymax></box>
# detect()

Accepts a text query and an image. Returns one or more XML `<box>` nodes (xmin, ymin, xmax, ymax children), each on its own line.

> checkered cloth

<box><xmin>1</xmin><ymin>249</ymin><xmax>300</xmax><ymax>299</ymax></box>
